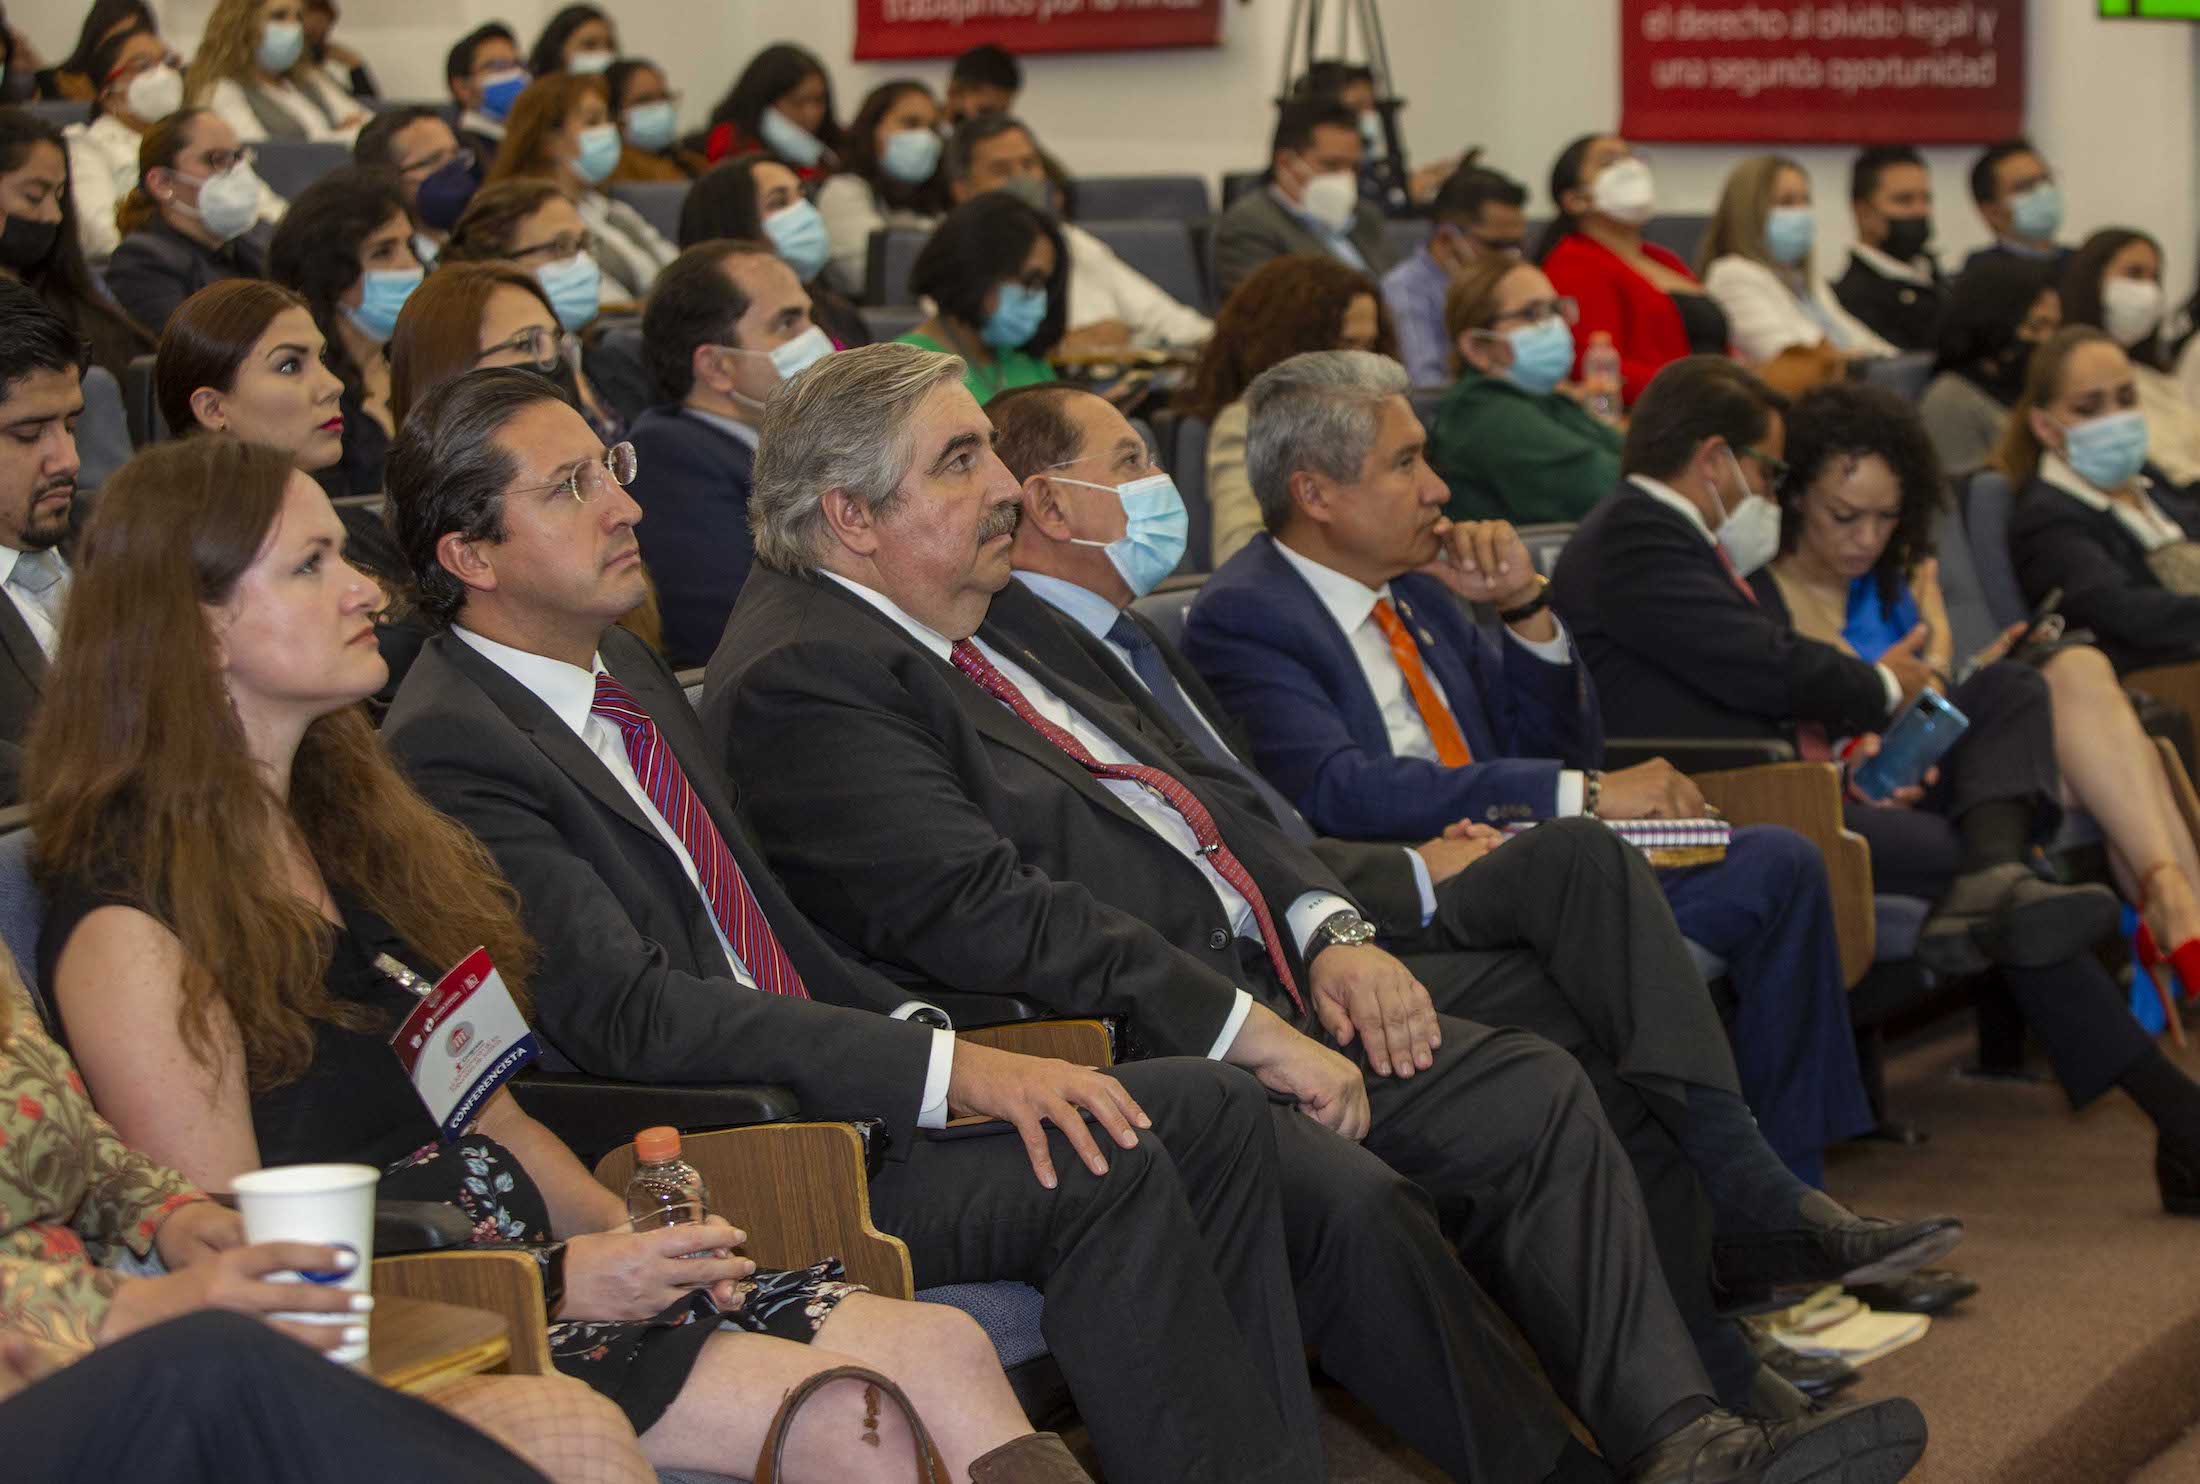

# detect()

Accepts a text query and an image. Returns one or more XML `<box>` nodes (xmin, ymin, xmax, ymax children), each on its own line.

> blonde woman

<box><xmin>1699</xmin><ymin>154</ymin><xmax>1895</xmax><ymax>395</ymax></box>
<box><xmin>185</xmin><ymin>0</ymin><xmax>365</xmax><ymax>146</ymax></box>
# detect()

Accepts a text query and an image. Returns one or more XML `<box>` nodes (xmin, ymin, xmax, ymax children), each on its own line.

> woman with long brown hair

<box><xmin>1177</xmin><ymin>253</ymin><xmax>1394</xmax><ymax>566</ymax></box>
<box><xmin>28</xmin><ymin>437</ymin><xmax>1080</xmax><ymax>1481</ymax></box>
<box><xmin>486</xmin><ymin>72</ymin><xmax>672</xmax><ymax>303</ymax></box>
<box><xmin>184</xmin><ymin>0</ymin><xmax>364</xmax><ymax>145</ymax></box>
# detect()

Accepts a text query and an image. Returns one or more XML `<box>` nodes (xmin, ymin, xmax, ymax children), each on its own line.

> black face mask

<box><xmin>0</xmin><ymin>214</ymin><xmax>58</xmax><ymax>272</ymax></box>
<box><xmin>1880</xmin><ymin>215</ymin><xmax>1932</xmax><ymax>264</ymax></box>
<box><xmin>414</xmin><ymin>155</ymin><xmax>482</xmax><ymax>233</ymax></box>
<box><xmin>1975</xmin><ymin>339</ymin><xmax>2033</xmax><ymax>404</ymax></box>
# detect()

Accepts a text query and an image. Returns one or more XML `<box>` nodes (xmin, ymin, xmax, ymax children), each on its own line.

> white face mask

<box><xmin>1299</xmin><ymin>168</ymin><xmax>1359</xmax><ymax>233</ymax></box>
<box><xmin>1590</xmin><ymin>156</ymin><xmax>1656</xmax><ymax>226</ymax></box>
<box><xmin>123</xmin><ymin>63</ymin><xmax>184</xmax><ymax>122</ymax></box>
<box><xmin>2102</xmin><ymin>277</ymin><xmax>2166</xmax><ymax>349</ymax></box>
<box><xmin>172</xmin><ymin>161</ymin><xmax>264</xmax><ymax>243</ymax></box>
<box><xmin>1712</xmin><ymin>446</ymin><xmax>1782</xmax><ymax>577</ymax></box>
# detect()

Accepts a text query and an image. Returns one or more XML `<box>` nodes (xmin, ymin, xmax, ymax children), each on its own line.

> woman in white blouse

<box><xmin>66</xmin><ymin>21</ymin><xmax>282</xmax><ymax>264</ymax></box>
<box><xmin>184</xmin><ymin>0</ymin><xmax>365</xmax><ymax>146</ymax></box>
<box><xmin>1699</xmin><ymin>154</ymin><xmax>1894</xmax><ymax>395</ymax></box>
<box><xmin>2056</xmin><ymin>226</ymin><xmax>2200</xmax><ymax>490</ymax></box>
<box><xmin>816</xmin><ymin>79</ymin><xmax>948</xmax><ymax>299</ymax></box>
<box><xmin>485</xmin><ymin>72</ymin><xmax>674</xmax><ymax>304</ymax></box>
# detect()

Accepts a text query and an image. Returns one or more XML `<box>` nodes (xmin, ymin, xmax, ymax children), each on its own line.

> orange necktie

<box><xmin>1371</xmin><ymin>598</ymin><xmax>1473</xmax><ymax>766</ymax></box>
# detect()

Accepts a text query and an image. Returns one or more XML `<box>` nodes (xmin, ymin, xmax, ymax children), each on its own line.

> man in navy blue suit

<box><xmin>628</xmin><ymin>239</ymin><xmax>836</xmax><ymax>667</ymax></box>
<box><xmin>1180</xmin><ymin>350</ymin><xmax>1877</xmax><ymax>1193</ymax></box>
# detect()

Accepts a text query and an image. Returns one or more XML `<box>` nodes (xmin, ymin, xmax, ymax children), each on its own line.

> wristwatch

<box><xmin>1311</xmin><ymin>909</ymin><xmax>1379</xmax><ymax>957</ymax></box>
<box><xmin>1498</xmin><ymin>578</ymin><xmax>1552</xmax><ymax>625</ymax></box>
<box><xmin>1583</xmin><ymin>769</ymin><xmax>1604</xmax><ymax>819</ymax></box>
<box><xmin>535</xmin><ymin>1241</ymin><xmax>568</xmax><ymax>1317</ymax></box>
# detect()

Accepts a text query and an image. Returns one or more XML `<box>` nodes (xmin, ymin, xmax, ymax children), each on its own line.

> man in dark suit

<box><xmin>1210</xmin><ymin>99</ymin><xmax>1402</xmax><ymax>299</ymax></box>
<box><xmin>1181</xmin><ymin>349</ymin><xmax>1882</xmax><ymax>1195</ymax></box>
<box><xmin>1959</xmin><ymin>138</ymin><xmax>2072</xmax><ymax>276</ymax></box>
<box><xmin>983</xmin><ymin>378</ymin><xmax>1960</xmax><ymax>1394</ymax></box>
<box><xmin>1831</xmin><ymin>146</ymin><xmax>1943</xmax><ymax>353</ymax></box>
<box><xmin>704</xmin><ymin>341</ymin><xmax>1931</xmax><ymax>1483</ymax></box>
<box><xmin>628</xmin><ymin>239</ymin><xmax>829</xmax><ymax>666</ymax></box>
<box><xmin>0</xmin><ymin>282</ymin><xmax>87</xmax><ymax>801</ymax></box>
<box><xmin>379</xmin><ymin>369</ymin><xmax>1330</xmax><ymax>1484</ymax></box>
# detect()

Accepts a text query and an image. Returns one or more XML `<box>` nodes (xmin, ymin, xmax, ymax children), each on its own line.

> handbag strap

<box><xmin>751</xmin><ymin>1363</ymin><xmax>951</xmax><ymax>1484</ymax></box>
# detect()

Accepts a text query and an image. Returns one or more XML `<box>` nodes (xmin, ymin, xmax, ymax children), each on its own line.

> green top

<box><xmin>1428</xmin><ymin>369</ymin><xmax>1623</xmax><ymax>526</ymax></box>
<box><xmin>895</xmin><ymin>330</ymin><xmax>1057</xmax><ymax>406</ymax></box>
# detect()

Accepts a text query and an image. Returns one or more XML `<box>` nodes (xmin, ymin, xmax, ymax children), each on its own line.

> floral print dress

<box><xmin>39</xmin><ymin>878</ymin><xmax>863</xmax><ymax>1435</ymax></box>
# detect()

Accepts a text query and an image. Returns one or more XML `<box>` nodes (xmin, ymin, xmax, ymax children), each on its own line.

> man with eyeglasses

<box><xmin>1382</xmin><ymin>155</ymin><xmax>1529</xmax><ymax>386</ymax></box>
<box><xmin>380</xmin><ymin>366</ymin><xmax>1361</xmax><ymax>1484</ymax></box>
<box><xmin>354</xmin><ymin>106</ymin><xmax>476</xmax><ymax>261</ymax></box>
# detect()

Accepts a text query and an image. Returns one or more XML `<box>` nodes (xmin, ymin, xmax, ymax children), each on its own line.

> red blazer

<box><xmin>1543</xmin><ymin>232</ymin><xmax>1704</xmax><ymax>406</ymax></box>
<box><xmin>704</xmin><ymin>120</ymin><xmax>831</xmax><ymax>184</ymax></box>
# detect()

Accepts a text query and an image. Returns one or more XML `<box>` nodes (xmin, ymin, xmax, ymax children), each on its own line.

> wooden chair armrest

<box><xmin>1691</xmin><ymin>762</ymin><xmax>1878</xmax><ymax>988</ymax></box>
<box><xmin>593</xmin><ymin>1124</ymin><xmax>914</xmax><ymax>1301</ymax></box>
<box><xmin>957</xmin><ymin>1019</ymin><xmax>1113</xmax><ymax>1068</ymax></box>
<box><xmin>2128</xmin><ymin>661</ymin><xmax>2200</xmax><ymax>737</ymax></box>
<box><xmin>372</xmin><ymin>1250</ymin><xmax>549</xmax><ymax>1377</ymax></box>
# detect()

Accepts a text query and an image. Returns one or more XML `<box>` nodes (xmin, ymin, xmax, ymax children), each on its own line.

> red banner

<box><xmin>851</xmin><ymin>0</ymin><xmax>1224</xmax><ymax>60</ymax></box>
<box><xmin>1620</xmin><ymin>1</ymin><xmax>2024</xmax><ymax>144</ymax></box>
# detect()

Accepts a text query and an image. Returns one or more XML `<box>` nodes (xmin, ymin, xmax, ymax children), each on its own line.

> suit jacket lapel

<box><xmin>0</xmin><ymin>593</ymin><xmax>47</xmax><ymax>700</ymax></box>
<box><xmin>1256</xmin><ymin>538</ymin><xmax>1396</xmax><ymax>755</ymax></box>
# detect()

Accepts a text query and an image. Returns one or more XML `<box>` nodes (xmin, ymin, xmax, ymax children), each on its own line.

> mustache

<box><xmin>976</xmin><ymin>501</ymin><xmax>1021</xmax><ymax>543</ymax></box>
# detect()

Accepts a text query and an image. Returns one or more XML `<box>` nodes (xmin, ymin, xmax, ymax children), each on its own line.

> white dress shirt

<box><xmin>1011</xmin><ymin>569</ymin><xmax>1438</xmax><ymax>924</ymax></box>
<box><xmin>576</xmin><ymin>190</ymin><xmax>677</xmax><ymax>301</ymax></box>
<box><xmin>1848</xmin><ymin>243</ymin><xmax>1934</xmax><ymax>286</ymax></box>
<box><xmin>1628</xmin><ymin>475</ymin><xmax>1902</xmax><ymax>718</ymax></box>
<box><xmin>1702</xmin><ymin>254</ymin><xmax>1897</xmax><ymax>364</ymax></box>
<box><xmin>0</xmin><ymin>545</ymin><xmax>70</xmax><ymax>659</ymax></box>
<box><xmin>823</xmin><ymin>570</ymin><xmax>1364</xmax><ymax>1057</ymax></box>
<box><xmin>452</xmin><ymin>623</ymin><xmax>956</xmax><ymax>1124</ymax></box>
<box><xmin>1061</xmin><ymin>222</ymin><xmax>1214</xmax><ymax>349</ymax></box>
<box><xmin>1268</xmin><ymin>538</ymin><xmax>1588</xmax><ymax>816</ymax></box>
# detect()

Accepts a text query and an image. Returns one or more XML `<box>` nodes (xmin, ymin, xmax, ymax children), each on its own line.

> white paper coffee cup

<box><xmin>231</xmin><ymin>1163</ymin><xmax>380</xmax><ymax>1365</ymax></box>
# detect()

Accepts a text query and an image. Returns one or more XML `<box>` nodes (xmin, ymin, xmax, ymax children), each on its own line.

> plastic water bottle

<box><xmin>625</xmin><ymin>1126</ymin><xmax>711</xmax><ymax>1234</ymax></box>
<box><xmin>1582</xmin><ymin>332</ymin><xmax>1622</xmax><ymax>422</ymax></box>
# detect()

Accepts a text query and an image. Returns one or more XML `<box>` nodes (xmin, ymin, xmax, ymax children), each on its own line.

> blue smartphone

<box><xmin>1852</xmin><ymin>690</ymin><xmax>1970</xmax><ymax>802</ymax></box>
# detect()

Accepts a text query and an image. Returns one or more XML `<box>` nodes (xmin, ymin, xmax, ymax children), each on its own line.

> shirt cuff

<box><xmin>1875</xmin><ymin>663</ymin><xmax>1902</xmax><ymax>716</ymax></box>
<box><xmin>1554</xmin><ymin>769</ymin><xmax>1586</xmax><ymax>818</ymax></box>
<box><xmin>1504</xmin><ymin>613</ymin><xmax>1573</xmax><ymax>665</ymax></box>
<box><xmin>1403</xmin><ymin>846</ymin><xmax>1437</xmax><ymax>925</ymax></box>
<box><xmin>1205</xmin><ymin>988</ymin><xmax>1254</xmax><ymax>1059</ymax></box>
<box><xmin>914</xmin><ymin>1028</ymin><xmax>956</xmax><ymax>1131</ymax></box>
<box><xmin>1284</xmin><ymin>890</ymin><xmax>1357</xmax><ymax>956</ymax></box>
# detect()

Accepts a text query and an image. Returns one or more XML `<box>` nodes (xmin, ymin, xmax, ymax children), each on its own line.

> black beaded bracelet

<box><xmin>1498</xmin><ymin>587</ymin><xmax>1551</xmax><ymax>624</ymax></box>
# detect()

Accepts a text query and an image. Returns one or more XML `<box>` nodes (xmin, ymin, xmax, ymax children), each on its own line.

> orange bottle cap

<box><xmin>634</xmin><ymin>1126</ymin><xmax>681</xmax><ymax>1163</ymax></box>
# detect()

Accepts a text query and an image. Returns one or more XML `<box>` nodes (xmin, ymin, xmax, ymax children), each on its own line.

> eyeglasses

<box><xmin>510</xmin><ymin>442</ymin><xmax>638</xmax><ymax>505</ymax></box>
<box><xmin>185</xmin><ymin>145</ymin><xmax>257</xmax><ymax>175</ymax></box>
<box><xmin>1740</xmin><ymin>445</ymin><xmax>1791</xmax><ymax>483</ymax></box>
<box><xmin>102</xmin><ymin>50</ymin><xmax>184</xmax><ymax>85</ymax></box>
<box><xmin>474</xmin><ymin>325</ymin><xmax>569</xmax><ymax>371</ymax></box>
<box><xmin>508</xmin><ymin>230</ymin><xmax>595</xmax><ymax>266</ymax></box>
<box><xmin>1489</xmin><ymin>297</ymin><xmax>1578</xmax><ymax>330</ymax></box>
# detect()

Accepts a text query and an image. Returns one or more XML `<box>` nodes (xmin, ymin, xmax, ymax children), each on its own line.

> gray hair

<box><xmin>1244</xmin><ymin>349</ymin><xmax>1412</xmax><ymax>534</ymax></box>
<box><xmin>944</xmin><ymin>112</ymin><xmax>1035</xmax><ymax>186</ymax></box>
<box><xmin>750</xmin><ymin>342</ymin><xmax>968</xmax><ymax>574</ymax></box>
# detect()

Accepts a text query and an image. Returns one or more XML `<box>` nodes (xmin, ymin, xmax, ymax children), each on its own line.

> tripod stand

<box><xmin>1278</xmin><ymin>0</ymin><xmax>1413</xmax><ymax>214</ymax></box>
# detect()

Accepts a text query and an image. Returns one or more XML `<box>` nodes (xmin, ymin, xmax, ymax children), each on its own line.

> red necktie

<box><xmin>1714</xmin><ymin>544</ymin><xmax>1759</xmax><ymax>604</ymax></box>
<box><xmin>949</xmin><ymin>639</ymin><xmax>1304</xmax><ymax>1017</ymax></box>
<box><xmin>591</xmin><ymin>671</ymin><xmax>809</xmax><ymax>998</ymax></box>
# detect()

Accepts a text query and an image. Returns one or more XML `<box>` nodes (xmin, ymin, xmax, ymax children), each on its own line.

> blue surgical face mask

<box><xmin>983</xmin><ymin>281</ymin><xmax>1047</xmax><ymax>348</ymax></box>
<box><xmin>1052</xmin><ymin>469</ymin><xmax>1190</xmax><ymax>597</ymax></box>
<box><xmin>1499</xmin><ymin>317</ymin><xmax>1576</xmax><ymax>397</ymax></box>
<box><xmin>761</xmin><ymin>199</ymin><xmax>830</xmax><ymax>283</ymax></box>
<box><xmin>2010</xmin><ymin>181</ymin><xmax>2063</xmax><ymax>242</ymax></box>
<box><xmin>759</xmin><ymin>104</ymin><xmax>825</xmax><ymax>167</ymax></box>
<box><xmin>257</xmin><ymin>19</ymin><xmax>305</xmax><ymax>74</ymax></box>
<box><xmin>623</xmin><ymin>100</ymin><xmax>678</xmax><ymax>154</ymax></box>
<box><xmin>881</xmin><ymin>126</ymin><xmax>943</xmax><ymax>185</ymax></box>
<box><xmin>2060</xmin><ymin>409</ymin><xmax>2149</xmax><ymax>491</ymax></box>
<box><xmin>343</xmin><ymin>265</ymin><xmax>423</xmax><ymax>342</ymax></box>
<box><xmin>572</xmin><ymin>122</ymin><xmax>622</xmax><ymax>185</ymax></box>
<box><xmin>536</xmin><ymin>250</ymin><xmax>602</xmax><ymax>331</ymax></box>
<box><xmin>1764</xmin><ymin>205</ymin><xmax>1815</xmax><ymax>266</ymax></box>
<box><xmin>480</xmin><ymin>68</ymin><xmax>529</xmax><ymax>122</ymax></box>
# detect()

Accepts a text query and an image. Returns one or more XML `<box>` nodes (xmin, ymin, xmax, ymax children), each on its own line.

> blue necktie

<box><xmin>1106</xmin><ymin>613</ymin><xmax>1316</xmax><ymax>846</ymax></box>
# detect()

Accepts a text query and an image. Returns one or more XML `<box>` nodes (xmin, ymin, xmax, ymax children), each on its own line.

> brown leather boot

<box><xmin>967</xmin><ymin>1432</ymin><xmax>1095</xmax><ymax>1483</ymax></box>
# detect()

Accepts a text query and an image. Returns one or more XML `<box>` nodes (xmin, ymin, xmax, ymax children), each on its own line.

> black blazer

<box><xmin>2008</xmin><ymin>470</ymin><xmax>2200</xmax><ymax>673</ymax></box>
<box><xmin>625</xmin><ymin>404</ymin><xmax>758</xmax><ymax>670</ymax></box>
<box><xmin>381</xmin><ymin>625</ymin><xmax>936</xmax><ymax>1154</ymax></box>
<box><xmin>0</xmin><ymin>583</ymin><xmax>46</xmax><ymax>804</ymax></box>
<box><xmin>1548</xmin><ymin>481</ymin><xmax>1889</xmax><ymax>743</ymax></box>
<box><xmin>703</xmin><ymin>567</ymin><xmax>1356</xmax><ymax>1059</ymax></box>
<box><xmin>1830</xmin><ymin>251</ymin><xmax>1943</xmax><ymax>353</ymax></box>
<box><xmin>103</xmin><ymin>218</ymin><xmax>274</xmax><ymax>337</ymax></box>
<box><xmin>985</xmin><ymin>579</ymin><xmax>1426</xmax><ymax>936</ymax></box>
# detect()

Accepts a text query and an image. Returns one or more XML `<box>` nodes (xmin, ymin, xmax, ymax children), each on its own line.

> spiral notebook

<box><xmin>1502</xmin><ymin>818</ymin><xmax>1732</xmax><ymax>869</ymax></box>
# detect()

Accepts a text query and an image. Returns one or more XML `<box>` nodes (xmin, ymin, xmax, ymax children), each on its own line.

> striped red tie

<box><xmin>590</xmin><ymin>671</ymin><xmax>809</xmax><ymax>998</ymax></box>
<box><xmin>949</xmin><ymin>639</ymin><xmax>1304</xmax><ymax>1016</ymax></box>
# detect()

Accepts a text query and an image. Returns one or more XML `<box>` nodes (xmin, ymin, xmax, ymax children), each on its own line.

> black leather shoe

<box><xmin>2159</xmin><ymin>1138</ymin><xmax>2200</xmax><ymax>1216</ymax></box>
<box><xmin>1624</xmin><ymin>1398</ymin><xmax>1926</xmax><ymax>1483</ymax></box>
<box><xmin>1713</xmin><ymin>1198</ymin><xmax>1964</xmax><ymax>1301</ymax></box>
<box><xmin>1848</xmin><ymin>1270</ymin><xmax>1979</xmax><ymax>1315</ymax></box>
<box><xmin>1751</xmin><ymin>1336</ymin><xmax>1860</xmax><ymax>1401</ymax></box>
